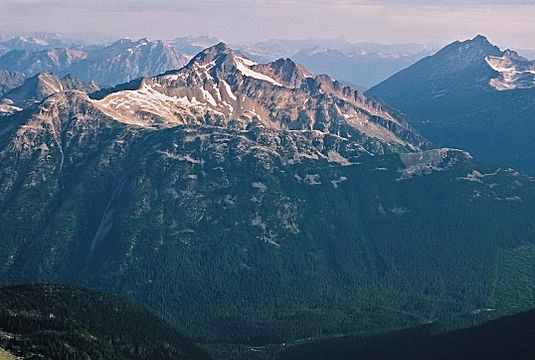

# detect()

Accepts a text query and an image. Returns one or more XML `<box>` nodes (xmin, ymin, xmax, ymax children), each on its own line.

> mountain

<box><xmin>367</xmin><ymin>35</ymin><xmax>535</xmax><ymax>174</ymax></box>
<box><xmin>0</xmin><ymin>284</ymin><xmax>211</xmax><ymax>360</ymax></box>
<box><xmin>90</xmin><ymin>42</ymin><xmax>425</xmax><ymax>152</ymax></box>
<box><xmin>0</xmin><ymin>69</ymin><xmax>25</xmax><ymax>97</ymax></box>
<box><xmin>239</xmin><ymin>39</ymin><xmax>437</xmax><ymax>88</ymax></box>
<box><xmin>0</xmin><ymin>33</ymin><xmax>82</xmax><ymax>52</ymax></box>
<box><xmin>69</xmin><ymin>38</ymin><xmax>188</xmax><ymax>85</ymax></box>
<box><xmin>276</xmin><ymin>307</ymin><xmax>535</xmax><ymax>360</ymax></box>
<box><xmin>0</xmin><ymin>72</ymin><xmax>98</xmax><ymax>112</ymax></box>
<box><xmin>0</xmin><ymin>48</ymin><xmax>89</xmax><ymax>76</ymax></box>
<box><xmin>0</xmin><ymin>38</ymin><xmax>188</xmax><ymax>86</ymax></box>
<box><xmin>2</xmin><ymin>44</ymin><xmax>535</xmax><ymax>360</ymax></box>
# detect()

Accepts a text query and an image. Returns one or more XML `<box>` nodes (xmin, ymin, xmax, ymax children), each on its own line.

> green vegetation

<box><xmin>0</xmin><ymin>284</ymin><xmax>211</xmax><ymax>360</ymax></box>
<box><xmin>492</xmin><ymin>245</ymin><xmax>535</xmax><ymax>309</ymax></box>
<box><xmin>2</xmin><ymin>108</ymin><xmax>535</xmax><ymax>359</ymax></box>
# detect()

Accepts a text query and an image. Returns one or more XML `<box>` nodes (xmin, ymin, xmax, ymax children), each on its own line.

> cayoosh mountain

<box><xmin>367</xmin><ymin>35</ymin><xmax>535</xmax><ymax>174</ymax></box>
<box><xmin>2</xmin><ymin>43</ymin><xmax>535</xmax><ymax>360</ymax></box>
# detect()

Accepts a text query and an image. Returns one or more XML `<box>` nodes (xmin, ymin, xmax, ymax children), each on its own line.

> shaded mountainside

<box><xmin>276</xmin><ymin>307</ymin><xmax>535</xmax><ymax>360</ymax></box>
<box><xmin>1</xmin><ymin>44</ymin><xmax>535</xmax><ymax>360</ymax></box>
<box><xmin>0</xmin><ymin>284</ymin><xmax>211</xmax><ymax>360</ymax></box>
<box><xmin>0</xmin><ymin>38</ymin><xmax>187</xmax><ymax>87</ymax></box>
<box><xmin>367</xmin><ymin>35</ymin><xmax>535</xmax><ymax>174</ymax></box>
<box><xmin>0</xmin><ymin>48</ymin><xmax>86</xmax><ymax>78</ymax></box>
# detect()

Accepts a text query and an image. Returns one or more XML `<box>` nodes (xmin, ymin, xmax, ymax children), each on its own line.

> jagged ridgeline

<box><xmin>0</xmin><ymin>284</ymin><xmax>211</xmax><ymax>360</ymax></box>
<box><xmin>1</xmin><ymin>43</ymin><xmax>535</xmax><ymax>359</ymax></box>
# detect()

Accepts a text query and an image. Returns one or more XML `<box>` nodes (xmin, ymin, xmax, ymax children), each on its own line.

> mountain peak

<box><xmin>252</xmin><ymin>57</ymin><xmax>313</xmax><ymax>87</ymax></box>
<box><xmin>196</xmin><ymin>42</ymin><xmax>234</xmax><ymax>57</ymax></box>
<box><xmin>1</xmin><ymin>72</ymin><xmax>98</xmax><ymax>111</ymax></box>
<box><xmin>443</xmin><ymin>35</ymin><xmax>499</xmax><ymax>52</ymax></box>
<box><xmin>462</xmin><ymin>35</ymin><xmax>501</xmax><ymax>53</ymax></box>
<box><xmin>213</xmin><ymin>42</ymin><xmax>232</xmax><ymax>52</ymax></box>
<box><xmin>414</xmin><ymin>35</ymin><xmax>503</xmax><ymax>74</ymax></box>
<box><xmin>472</xmin><ymin>34</ymin><xmax>491</xmax><ymax>44</ymax></box>
<box><xmin>186</xmin><ymin>42</ymin><xmax>237</xmax><ymax>70</ymax></box>
<box><xmin>109</xmin><ymin>37</ymin><xmax>155</xmax><ymax>49</ymax></box>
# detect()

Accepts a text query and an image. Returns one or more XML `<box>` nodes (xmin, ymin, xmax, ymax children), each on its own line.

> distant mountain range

<box><xmin>0</xmin><ymin>37</ymin><xmax>188</xmax><ymax>88</ymax></box>
<box><xmin>0</xmin><ymin>33</ymin><xmax>85</xmax><ymax>54</ymax></box>
<box><xmin>0</xmin><ymin>33</ymin><xmax>439</xmax><ymax>92</ymax></box>
<box><xmin>367</xmin><ymin>35</ymin><xmax>535</xmax><ymax>174</ymax></box>
<box><xmin>237</xmin><ymin>39</ymin><xmax>438</xmax><ymax>89</ymax></box>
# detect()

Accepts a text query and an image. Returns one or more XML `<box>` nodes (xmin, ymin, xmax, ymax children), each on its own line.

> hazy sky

<box><xmin>1</xmin><ymin>0</ymin><xmax>535</xmax><ymax>49</ymax></box>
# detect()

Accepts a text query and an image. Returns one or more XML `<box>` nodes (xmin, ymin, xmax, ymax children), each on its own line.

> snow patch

<box><xmin>221</xmin><ymin>80</ymin><xmax>237</xmax><ymax>101</ymax></box>
<box><xmin>330</xmin><ymin>176</ymin><xmax>348</xmax><ymax>189</ymax></box>
<box><xmin>486</xmin><ymin>53</ymin><xmax>535</xmax><ymax>91</ymax></box>
<box><xmin>158</xmin><ymin>150</ymin><xmax>204</xmax><ymax>164</ymax></box>
<box><xmin>235</xmin><ymin>57</ymin><xmax>282</xmax><ymax>86</ymax></box>
<box><xmin>200</xmin><ymin>87</ymin><xmax>217</xmax><ymax>106</ymax></box>
<box><xmin>304</xmin><ymin>174</ymin><xmax>321</xmax><ymax>185</ymax></box>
